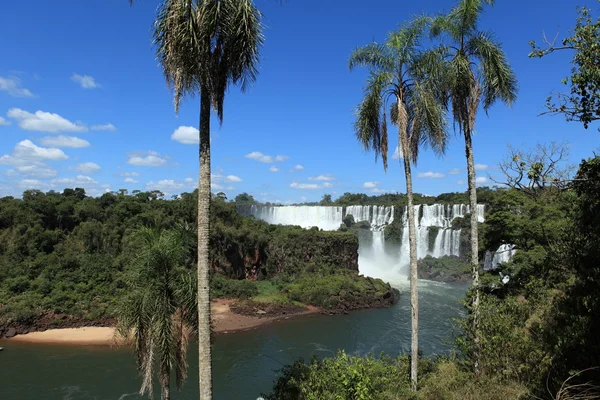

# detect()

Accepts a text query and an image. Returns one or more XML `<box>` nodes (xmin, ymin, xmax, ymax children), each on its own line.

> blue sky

<box><xmin>0</xmin><ymin>0</ymin><xmax>598</xmax><ymax>203</ymax></box>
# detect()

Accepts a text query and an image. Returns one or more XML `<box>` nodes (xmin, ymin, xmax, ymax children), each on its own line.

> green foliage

<box><xmin>457</xmin><ymin>156</ymin><xmax>600</xmax><ymax>396</ymax></box>
<box><xmin>116</xmin><ymin>227</ymin><xmax>196</xmax><ymax>396</ymax></box>
<box><xmin>0</xmin><ymin>189</ymin><xmax>360</xmax><ymax>329</ymax></box>
<box><xmin>342</xmin><ymin>214</ymin><xmax>355</xmax><ymax>228</ymax></box>
<box><xmin>265</xmin><ymin>352</ymin><xmax>527</xmax><ymax>400</ymax></box>
<box><xmin>427</xmin><ymin>226</ymin><xmax>440</xmax><ymax>251</ymax></box>
<box><xmin>234</xmin><ymin>192</ymin><xmax>257</xmax><ymax>205</ymax></box>
<box><xmin>417</xmin><ymin>256</ymin><xmax>471</xmax><ymax>282</ymax></box>
<box><xmin>210</xmin><ymin>276</ymin><xmax>259</xmax><ymax>299</ymax></box>
<box><xmin>265</xmin><ymin>350</ymin><xmax>413</xmax><ymax>400</ymax></box>
<box><xmin>530</xmin><ymin>2</ymin><xmax>600</xmax><ymax>129</ymax></box>
<box><xmin>277</xmin><ymin>266</ymin><xmax>395</xmax><ymax>310</ymax></box>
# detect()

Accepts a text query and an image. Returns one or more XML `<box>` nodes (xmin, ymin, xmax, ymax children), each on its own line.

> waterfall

<box><xmin>249</xmin><ymin>205</ymin><xmax>344</xmax><ymax>231</ymax></box>
<box><xmin>246</xmin><ymin>203</ymin><xmax>485</xmax><ymax>279</ymax></box>
<box><xmin>345</xmin><ymin>205</ymin><xmax>394</xmax><ymax>230</ymax></box>
<box><xmin>484</xmin><ymin>244</ymin><xmax>517</xmax><ymax>270</ymax></box>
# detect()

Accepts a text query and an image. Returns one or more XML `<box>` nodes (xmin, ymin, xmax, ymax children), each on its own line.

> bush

<box><xmin>265</xmin><ymin>352</ymin><xmax>528</xmax><ymax>400</ymax></box>
<box><xmin>279</xmin><ymin>266</ymin><xmax>395</xmax><ymax>309</ymax></box>
<box><xmin>210</xmin><ymin>276</ymin><xmax>259</xmax><ymax>299</ymax></box>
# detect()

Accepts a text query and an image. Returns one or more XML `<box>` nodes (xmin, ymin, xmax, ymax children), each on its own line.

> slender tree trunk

<box><xmin>401</xmin><ymin>131</ymin><xmax>419</xmax><ymax>391</ymax></box>
<box><xmin>160</xmin><ymin>364</ymin><xmax>171</xmax><ymax>400</ymax></box>
<box><xmin>198</xmin><ymin>86</ymin><xmax>213</xmax><ymax>400</ymax></box>
<box><xmin>464</xmin><ymin>128</ymin><xmax>480</xmax><ymax>374</ymax></box>
<box><xmin>161</xmin><ymin>385</ymin><xmax>170</xmax><ymax>400</ymax></box>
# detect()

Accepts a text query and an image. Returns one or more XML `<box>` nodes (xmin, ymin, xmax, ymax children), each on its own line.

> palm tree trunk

<box><xmin>464</xmin><ymin>129</ymin><xmax>480</xmax><ymax>374</ymax></box>
<box><xmin>161</xmin><ymin>385</ymin><xmax>170</xmax><ymax>400</ymax></box>
<box><xmin>197</xmin><ymin>86</ymin><xmax>213</xmax><ymax>400</ymax></box>
<box><xmin>401</xmin><ymin>132</ymin><xmax>419</xmax><ymax>391</ymax></box>
<box><xmin>160</xmin><ymin>361</ymin><xmax>171</xmax><ymax>400</ymax></box>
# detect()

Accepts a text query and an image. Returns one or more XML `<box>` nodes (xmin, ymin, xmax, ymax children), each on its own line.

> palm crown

<box><xmin>349</xmin><ymin>20</ymin><xmax>448</xmax><ymax>171</ymax></box>
<box><xmin>430</xmin><ymin>0</ymin><xmax>517</xmax><ymax>133</ymax></box>
<box><xmin>153</xmin><ymin>0</ymin><xmax>263</xmax><ymax>117</ymax></box>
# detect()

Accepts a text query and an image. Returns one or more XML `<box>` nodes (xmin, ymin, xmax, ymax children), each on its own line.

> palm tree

<box><xmin>153</xmin><ymin>1</ymin><xmax>263</xmax><ymax>398</ymax></box>
<box><xmin>349</xmin><ymin>20</ymin><xmax>447</xmax><ymax>390</ymax></box>
<box><xmin>117</xmin><ymin>227</ymin><xmax>197</xmax><ymax>400</ymax></box>
<box><xmin>429</xmin><ymin>0</ymin><xmax>517</xmax><ymax>371</ymax></box>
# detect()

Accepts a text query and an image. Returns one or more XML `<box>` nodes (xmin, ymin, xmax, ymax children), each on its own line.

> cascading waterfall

<box><xmin>246</xmin><ymin>203</ymin><xmax>485</xmax><ymax>280</ymax></box>
<box><xmin>249</xmin><ymin>204</ymin><xmax>344</xmax><ymax>231</ymax></box>
<box><xmin>484</xmin><ymin>244</ymin><xmax>517</xmax><ymax>270</ymax></box>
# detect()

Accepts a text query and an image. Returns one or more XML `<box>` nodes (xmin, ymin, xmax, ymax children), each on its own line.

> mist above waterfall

<box><xmin>247</xmin><ymin>204</ymin><xmax>486</xmax><ymax>283</ymax></box>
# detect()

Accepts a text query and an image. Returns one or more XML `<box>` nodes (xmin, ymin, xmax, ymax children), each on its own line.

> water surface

<box><xmin>0</xmin><ymin>280</ymin><xmax>467</xmax><ymax>400</ymax></box>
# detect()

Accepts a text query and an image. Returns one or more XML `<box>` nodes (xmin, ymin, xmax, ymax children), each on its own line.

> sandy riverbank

<box><xmin>4</xmin><ymin>299</ymin><xmax>318</xmax><ymax>346</ymax></box>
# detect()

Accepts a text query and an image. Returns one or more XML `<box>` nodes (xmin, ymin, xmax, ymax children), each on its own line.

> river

<box><xmin>0</xmin><ymin>280</ymin><xmax>467</xmax><ymax>400</ymax></box>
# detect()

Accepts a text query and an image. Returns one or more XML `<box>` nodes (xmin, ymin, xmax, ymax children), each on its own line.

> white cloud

<box><xmin>91</xmin><ymin>123</ymin><xmax>116</xmax><ymax>132</ymax></box>
<box><xmin>475</xmin><ymin>164</ymin><xmax>488</xmax><ymax>171</ymax></box>
<box><xmin>457</xmin><ymin>180</ymin><xmax>465</xmax><ymax>185</ymax></box>
<box><xmin>145</xmin><ymin>179</ymin><xmax>197</xmax><ymax>195</ymax></box>
<box><xmin>476</xmin><ymin>176</ymin><xmax>488</xmax><ymax>185</ymax></box>
<box><xmin>225</xmin><ymin>175</ymin><xmax>242</xmax><ymax>182</ymax></box>
<box><xmin>245</xmin><ymin>151</ymin><xmax>289</xmax><ymax>163</ymax></box>
<box><xmin>124</xmin><ymin>177</ymin><xmax>139</xmax><ymax>184</ymax></box>
<box><xmin>51</xmin><ymin>175</ymin><xmax>98</xmax><ymax>187</ymax></box>
<box><xmin>371</xmin><ymin>188</ymin><xmax>390</xmax><ymax>194</ymax></box>
<box><xmin>18</xmin><ymin>179</ymin><xmax>46</xmax><ymax>189</ymax></box>
<box><xmin>127</xmin><ymin>151</ymin><xmax>168</xmax><ymax>167</ymax></box>
<box><xmin>0</xmin><ymin>140</ymin><xmax>68</xmax><ymax>166</ymax></box>
<box><xmin>116</xmin><ymin>172</ymin><xmax>140</xmax><ymax>177</ymax></box>
<box><xmin>417</xmin><ymin>171</ymin><xmax>445</xmax><ymax>179</ymax></box>
<box><xmin>448</xmin><ymin>168</ymin><xmax>461</xmax><ymax>175</ymax></box>
<box><xmin>184</xmin><ymin>177</ymin><xmax>194</xmax><ymax>183</ymax></box>
<box><xmin>211</xmin><ymin>174</ymin><xmax>242</xmax><ymax>184</ymax></box>
<box><xmin>71</xmin><ymin>74</ymin><xmax>101</xmax><ymax>89</ymax></box>
<box><xmin>269</xmin><ymin>166</ymin><xmax>279</xmax><ymax>172</ymax></box>
<box><xmin>363</xmin><ymin>181</ymin><xmax>379</xmax><ymax>189</ymax></box>
<box><xmin>0</xmin><ymin>116</ymin><xmax>10</xmax><ymax>126</ymax></box>
<box><xmin>294</xmin><ymin>164</ymin><xmax>304</xmax><ymax>170</ymax></box>
<box><xmin>392</xmin><ymin>145</ymin><xmax>403</xmax><ymax>160</ymax></box>
<box><xmin>171</xmin><ymin>126</ymin><xmax>199</xmax><ymax>145</ymax></box>
<box><xmin>323</xmin><ymin>182</ymin><xmax>333</xmax><ymax>188</ymax></box>
<box><xmin>14</xmin><ymin>165</ymin><xmax>57</xmax><ymax>178</ymax></box>
<box><xmin>7</xmin><ymin>108</ymin><xmax>87</xmax><ymax>133</ymax></box>
<box><xmin>300</xmin><ymin>196</ymin><xmax>308</xmax><ymax>201</ymax></box>
<box><xmin>39</xmin><ymin>135</ymin><xmax>90</xmax><ymax>148</ymax></box>
<box><xmin>290</xmin><ymin>182</ymin><xmax>321</xmax><ymax>190</ymax></box>
<box><xmin>74</xmin><ymin>162</ymin><xmax>101</xmax><ymax>174</ymax></box>
<box><xmin>0</xmin><ymin>76</ymin><xmax>35</xmax><ymax>97</ymax></box>
<box><xmin>309</xmin><ymin>174</ymin><xmax>335</xmax><ymax>181</ymax></box>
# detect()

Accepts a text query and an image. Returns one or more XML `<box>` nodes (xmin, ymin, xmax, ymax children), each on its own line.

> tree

<box><xmin>320</xmin><ymin>194</ymin><xmax>332</xmax><ymax>205</ymax></box>
<box><xmin>116</xmin><ymin>228</ymin><xmax>196</xmax><ymax>400</ymax></box>
<box><xmin>349</xmin><ymin>20</ymin><xmax>447</xmax><ymax>389</ymax></box>
<box><xmin>153</xmin><ymin>2</ymin><xmax>263</xmax><ymax>399</ymax></box>
<box><xmin>430</xmin><ymin>0</ymin><xmax>517</xmax><ymax>371</ymax></box>
<box><xmin>529</xmin><ymin>1</ymin><xmax>600</xmax><ymax>130</ymax></box>
<box><xmin>491</xmin><ymin>141</ymin><xmax>575</xmax><ymax>199</ymax></box>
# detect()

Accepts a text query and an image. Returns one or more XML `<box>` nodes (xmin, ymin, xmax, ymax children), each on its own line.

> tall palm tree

<box><xmin>117</xmin><ymin>227</ymin><xmax>197</xmax><ymax>400</ymax></box>
<box><xmin>430</xmin><ymin>0</ymin><xmax>517</xmax><ymax>371</ymax></box>
<box><xmin>349</xmin><ymin>20</ymin><xmax>447</xmax><ymax>390</ymax></box>
<box><xmin>153</xmin><ymin>1</ymin><xmax>263</xmax><ymax>399</ymax></box>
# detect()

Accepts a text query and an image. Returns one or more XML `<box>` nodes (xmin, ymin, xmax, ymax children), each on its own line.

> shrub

<box><xmin>210</xmin><ymin>276</ymin><xmax>259</xmax><ymax>299</ymax></box>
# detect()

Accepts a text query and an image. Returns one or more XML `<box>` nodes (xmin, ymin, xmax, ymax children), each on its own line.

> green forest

<box><xmin>1</xmin><ymin>0</ymin><xmax>599</xmax><ymax>399</ymax></box>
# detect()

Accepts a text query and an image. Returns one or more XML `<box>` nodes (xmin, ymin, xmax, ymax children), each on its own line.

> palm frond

<box><xmin>349</xmin><ymin>42</ymin><xmax>394</xmax><ymax>72</ymax></box>
<box><xmin>153</xmin><ymin>0</ymin><xmax>263</xmax><ymax>118</ymax></box>
<box><xmin>354</xmin><ymin>71</ymin><xmax>393</xmax><ymax>170</ymax></box>
<box><xmin>467</xmin><ymin>30</ymin><xmax>518</xmax><ymax>110</ymax></box>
